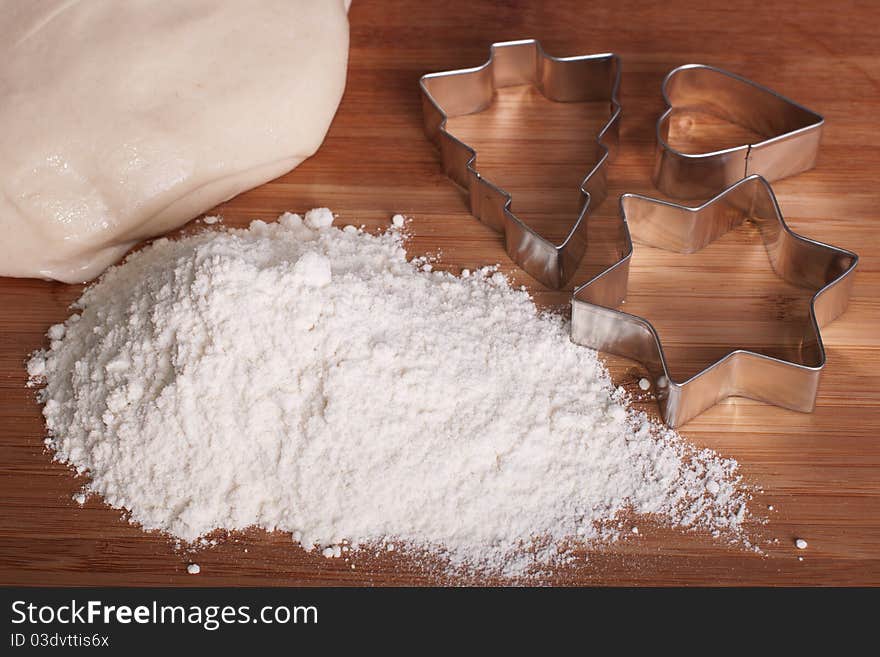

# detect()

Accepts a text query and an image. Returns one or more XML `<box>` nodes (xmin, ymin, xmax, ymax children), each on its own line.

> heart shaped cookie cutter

<box><xmin>419</xmin><ymin>39</ymin><xmax>621</xmax><ymax>289</ymax></box>
<box><xmin>571</xmin><ymin>175</ymin><xmax>858</xmax><ymax>427</ymax></box>
<box><xmin>653</xmin><ymin>64</ymin><xmax>824</xmax><ymax>199</ymax></box>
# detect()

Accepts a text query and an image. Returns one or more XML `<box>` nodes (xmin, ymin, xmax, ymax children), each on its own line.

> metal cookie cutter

<box><xmin>571</xmin><ymin>175</ymin><xmax>858</xmax><ymax>428</ymax></box>
<box><xmin>654</xmin><ymin>64</ymin><xmax>824</xmax><ymax>199</ymax></box>
<box><xmin>419</xmin><ymin>39</ymin><xmax>621</xmax><ymax>289</ymax></box>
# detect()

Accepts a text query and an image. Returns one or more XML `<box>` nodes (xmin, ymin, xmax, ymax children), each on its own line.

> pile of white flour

<box><xmin>28</xmin><ymin>211</ymin><xmax>749</xmax><ymax>577</ymax></box>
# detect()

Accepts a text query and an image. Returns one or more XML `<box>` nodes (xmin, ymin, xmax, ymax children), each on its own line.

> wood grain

<box><xmin>2</xmin><ymin>0</ymin><xmax>879</xmax><ymax>586</ymax></box>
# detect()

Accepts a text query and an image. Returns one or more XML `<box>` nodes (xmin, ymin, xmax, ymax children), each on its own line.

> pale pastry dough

<box><xmin>0</xmin><ymin>0</ymin><xmax>350</xmax><ymax>282</ymax></box>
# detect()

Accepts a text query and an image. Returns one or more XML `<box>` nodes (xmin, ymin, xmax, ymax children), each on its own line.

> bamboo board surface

<box><xmin>1</xmin><ymin>0</ymin><xmax>879</xmax><ymax>586</ymax></box>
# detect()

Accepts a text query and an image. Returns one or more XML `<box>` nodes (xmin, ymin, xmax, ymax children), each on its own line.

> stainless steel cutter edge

<box><xmin>654</xmin><ymin>64</ymin><xmax>825</xmax><ymax>200</ymax></box>
<box><xmin>571</xmin><ymin>174</ymin><xmax>859</xmax><ymax>428</ymax></box>
<box><xmin>419</xmin><ymin>39</ymin><xmax>621</xmax><ymax>289</ymax></box>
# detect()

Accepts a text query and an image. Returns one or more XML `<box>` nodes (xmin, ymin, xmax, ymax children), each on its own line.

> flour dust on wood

<box><xmin>27</xmin><ymin>211</ymin><xmax>751</xmax><ymax>578</ymax></box>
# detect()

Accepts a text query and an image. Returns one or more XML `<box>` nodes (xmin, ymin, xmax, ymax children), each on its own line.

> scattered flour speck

<box><xmin>304</xmin><ymin>207</ymin><xmax>334</xmax><ymax>229</ymax></box>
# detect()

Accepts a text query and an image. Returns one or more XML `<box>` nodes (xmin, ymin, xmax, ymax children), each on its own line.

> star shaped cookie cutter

<box><xmin>571</xmin><ymin>175</ymin><xmax>858</xmax><ymax>427</ymax></box>
<box><xmin>419</xmin><ymin>39</ymin><xmax>621</xmax><ymax>289</ymax></box>
<box><xmin>653</xmin><ymin>64</ymin><xmax>825</xmax><ymax>199</ymax></box>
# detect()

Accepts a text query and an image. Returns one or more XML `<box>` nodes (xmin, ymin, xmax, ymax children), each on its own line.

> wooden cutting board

<box><xmin>2</xmin><ymin>0</ymin><xmax>878</xmax><ymax>586</ymax></box>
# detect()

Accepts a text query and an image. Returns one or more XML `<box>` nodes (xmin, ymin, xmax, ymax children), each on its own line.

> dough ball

<box><xmin>0</xmin><ymin>0</ymin><xmax>350</xmax><ymax>282</ymax></box>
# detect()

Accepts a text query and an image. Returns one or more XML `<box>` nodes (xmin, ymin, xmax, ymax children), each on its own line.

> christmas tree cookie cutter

<box><xmin>419</xmin><ymin>39</ymin><xmax>621</xmax><ymax>289</ymax></box>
